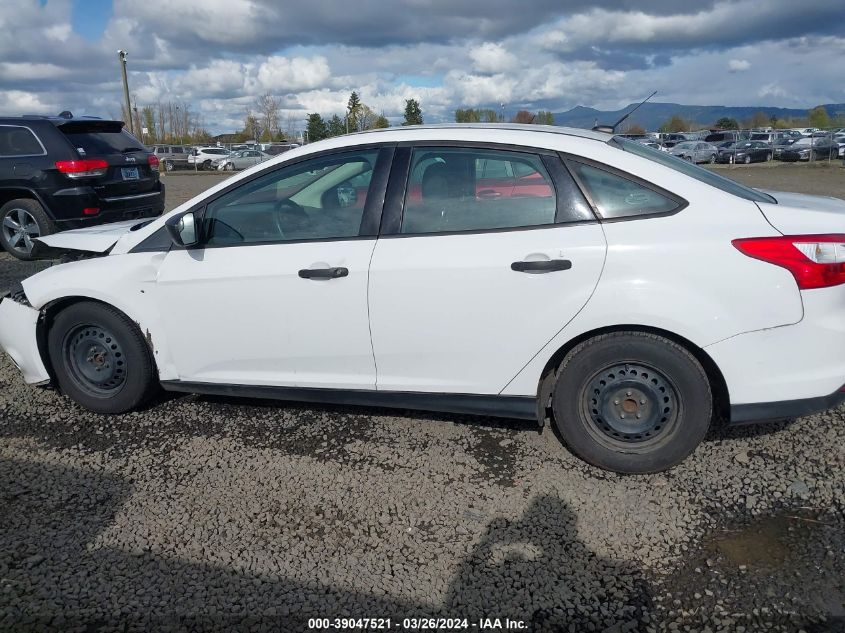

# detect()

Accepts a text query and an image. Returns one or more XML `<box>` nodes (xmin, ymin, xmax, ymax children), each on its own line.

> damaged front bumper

<box><xmin>0</xmin><ymin>292</ymin><xmax>49</xmax><ymax>384</ymax></box>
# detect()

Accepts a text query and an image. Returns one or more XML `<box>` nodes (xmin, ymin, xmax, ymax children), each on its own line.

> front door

<box><xmin>368</xmin><ymin>145</ymin><xmax>607</xmax><ymax>395</ymax></box>
<box><xmin>154</xmin><ymin>146</ymin><xmax>391</xmax><ymax>389</ymax></box>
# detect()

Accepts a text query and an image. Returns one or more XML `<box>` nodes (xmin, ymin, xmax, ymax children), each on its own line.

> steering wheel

<box><xmin>273</xmin><ymin>198</ymin><xmax>308</xmax><ymax>237</ymax></box>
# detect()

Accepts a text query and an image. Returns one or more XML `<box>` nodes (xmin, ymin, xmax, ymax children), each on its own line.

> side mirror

<box><xmin>165</xmin><ymin>211</ymin><xmax>200</xmax><ymax>247</ymax></box>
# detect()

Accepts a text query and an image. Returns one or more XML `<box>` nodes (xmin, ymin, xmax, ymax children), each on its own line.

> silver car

<box><xmin>670</xmin><ymin>141</ymin><xmax>718</xmax><ymax>164</ymax></box>
<box><xmin>215</xmin><ymin>149</ymin><xmax>272</xmax><ymax>171</ymax></box>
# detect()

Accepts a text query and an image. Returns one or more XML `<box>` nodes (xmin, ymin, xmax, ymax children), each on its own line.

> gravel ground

<box><xmin>0</xmin><ymin>165</ymin><xmax>843</xmax><ymax>632</ymax></box>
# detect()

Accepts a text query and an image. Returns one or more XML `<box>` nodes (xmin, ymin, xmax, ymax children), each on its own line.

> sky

<box><xmin>1</xmin><ymin>0</ymin><xmax>844</xmax><ymax>134</ymax></box>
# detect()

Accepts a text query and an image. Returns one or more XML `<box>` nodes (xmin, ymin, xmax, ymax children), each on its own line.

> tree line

<box><xmin>455</xmin><ymin>109</ymin><xmax>555</xmax><ymax>124</ymax></box>
<box><xmin>304</xmin><ymin>94</ymin><xmax>424</xmax><ymax>142</ymax></box>
<box><xmin>656</xmin><ymin>106</ymin><xmax>844</xmax><ymax>133</ymax></box>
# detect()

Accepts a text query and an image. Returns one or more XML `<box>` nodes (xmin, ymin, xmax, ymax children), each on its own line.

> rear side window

<box><xmin>60</xmin><ymin>124</ymin><xmax>143</xmax><ymax>156</ymax></box>
<box><xmin>401</xmin><ymin>147</ymin><xmax>558</xmax><ymax>234</ymax></box>
<box><xmin>567</xmin><ymin>161</ymin><xmax>681</xmax><ymax>219</ymax></box>
<box><xmin>0</xmin><ymin>126</ymin><xmax>44</xmax><ymax>156</ymax></box>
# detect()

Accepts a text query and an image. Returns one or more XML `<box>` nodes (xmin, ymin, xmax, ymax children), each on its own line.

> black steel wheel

<box><xmin>552</xmin><ymin>331</ymin><xmax>712</xmax><ymax>473</ymax></box>
<box><xmin>62</xmin><ymin>324</ymin><xmax>128</xmax><ymax>397</ymax></box>
<box><xmin>582</xmin><ymin>362</ymin><xmax>679</xmax><ymax>448</ymax></box>
<box><xmin>48</xmin><ymin>301</ymin><xmax>158</xmax><ymax>413</ymax></box>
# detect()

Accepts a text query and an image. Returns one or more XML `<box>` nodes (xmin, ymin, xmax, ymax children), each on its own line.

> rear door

<box><xmin>58</xmin><ymin>121</ymin><xmax>156</xmax><ymax>196</ymax></box>
<box><xmin>367</xmin><ymin>144</ymin><xmax>607</xmax><ymax>395</ymax></box>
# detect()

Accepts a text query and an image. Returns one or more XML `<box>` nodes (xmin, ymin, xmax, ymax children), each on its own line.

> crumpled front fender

<box><xmin>0</xmin><ymin>298</ymin><xmax>49</xmax><ymax>384</ymax></box>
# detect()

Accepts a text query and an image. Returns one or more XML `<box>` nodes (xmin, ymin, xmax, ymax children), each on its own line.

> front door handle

<box><xmin>511</xmin><ymin>259</ymin><xmax>572</xmax><ymax>273</ymax></box>
<box><xmin>298</xmin><ymin>267</ymin><xmax>349</xmax><ymax>279</ymax></box>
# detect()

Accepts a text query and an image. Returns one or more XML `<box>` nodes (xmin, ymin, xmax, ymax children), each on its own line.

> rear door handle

<box><xmin>298</xmin><ymin>267</ymin><xmax>349</xmax><ymax>279</ymax></box>
<box><xmin>511</xmin><ymin>259</ymin><xmax>572</xmax><ymax>273</ymax></box>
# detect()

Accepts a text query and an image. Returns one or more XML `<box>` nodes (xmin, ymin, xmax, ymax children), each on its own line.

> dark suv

<box><xmin>0</xmin><ymin>114</ymin><xmax>164</xmax><ymax>259</ymax></box>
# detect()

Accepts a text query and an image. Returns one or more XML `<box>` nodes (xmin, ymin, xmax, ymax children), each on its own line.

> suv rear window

<box><xmin>59</xmin><ymin>123</ymin><xmax>144</xmax><ymax>156</ymax></box>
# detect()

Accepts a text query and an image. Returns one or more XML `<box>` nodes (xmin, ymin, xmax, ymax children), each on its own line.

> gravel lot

<box><xmin>1</xmin><ymin>165</ymin><xmax>843</xmax><ymax>632</ymax></box>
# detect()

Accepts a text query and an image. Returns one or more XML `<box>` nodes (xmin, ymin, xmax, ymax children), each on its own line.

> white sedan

<box><xmin>1</xmin><ymin>124</ymin><xmax>844</xmax><ymax>473</ymax></box>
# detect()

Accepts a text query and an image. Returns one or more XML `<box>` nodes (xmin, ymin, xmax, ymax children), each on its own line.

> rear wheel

<box><xmin>708</xmin><ymin>154</ymin><xmax>715</xmax><ymax>164</ymax></box>
<box><xmin>743</xmin><ymin>155</ymin><xmax>751</xmax><ymax>164</ymax></box>
<box><xmin>0</xmin><ymin>198</ymin><xmax>55</xmax><ymax>260</ymax></box>
<box><xmin>163</xmin><ymin>159</ymin><xmax>175</xmax><ymax>171</ymax></box>
<box><xmin>552</xmin><ymin>332</ymin><xmax>712</xmax><ymax>473</ymax></box>
<box><xmin>203</xmin><ymin>160</ymin><xmax>213</xmax><ymax>171</ymax></box>
<box><xmin>766</xmin><ymin>153</ymin><xmax>773</xmax><ymax>162</ymax></box>
<box><xmin>48</xmin><ymin>301</ymin><xmax>157</xmax><ymax>413</ymax></box>
<box><xmin>225</xmin><ymin>163</ymin><xmax>235</xmax><ymax>171</ymax></box>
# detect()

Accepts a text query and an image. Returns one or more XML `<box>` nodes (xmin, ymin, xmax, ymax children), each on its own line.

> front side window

<box><xmin>567</xmin><ymin>162</ymin><xmax>681</xmax><ymax>219</ymax></box>
<box><xmin>0</xmin><ymin>126</ymin><xmax>44</xmax><ymax>156</ymax></box>
<box><xmin>401</xmin><ymin>147</ymin><xmax>557</xmax><ymax>234</ymax></box>
<box><xmin>204</xmin><ymin>149</ymin><xmax>379</xmax><ymax>245</ymax></box>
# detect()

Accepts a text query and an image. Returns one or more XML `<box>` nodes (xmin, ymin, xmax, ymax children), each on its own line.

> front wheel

<box><xmin>48</xmin><ymin>301</ymin><xmax>158</xmax><ymax>413</ymax></box>
<box><xmin>743</xmin><ymin>155</ymin><xmax>751</xmax><ymax>164</ymax></box>
<box><xmin>766</xmin><ymin>153</ymin><xmax>773</xmax><ymax>162</ymax></box>
<box><xmin>552</xmin><ymin>332</ymin><xmax>712</xmax><ymax>473</ymax></box>
<box><xmin>708</xmin><ymin>154</ymin><xmax>715</xmax><ymax>164</ymax></box>
<box><xmin>163</xmin><ymin>159</ymin><xmax>175</xmax><ymax>172</ymax></box>
<box><xmin>225</xmin><ymin>163</ymin><xmax>235</xmax><ymax>171</ymax></box>
<box><xmin>203</xmin><ymin>160</ymin><xmax>213</xmax><ymax>171</ymax></box>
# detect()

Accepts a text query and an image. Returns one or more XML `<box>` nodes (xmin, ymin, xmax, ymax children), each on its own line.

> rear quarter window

<box><xmin>0</xmin><ymin>126</ymin><xmax>44</xmax><ymax>156</ymax></box>
<box><xmin>567</xmin><ymin>161</ymin><xmax>682</xmax><ymax>220</ymax></box>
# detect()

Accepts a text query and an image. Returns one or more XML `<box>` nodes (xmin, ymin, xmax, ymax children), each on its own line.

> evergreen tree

<box><xmin>374</xmin><ymin>114</ymin><xmax>390</xmax><ymax>128</ymax></box>
<box><xmin>535</xmin><ymin>111</ymin><xmax>555</xmax><ymax>125</ymax></box>
<box><xmin>327</xmin><ymin>114</ymin><xmax>345</xmax><ymax>137</ymax></box>
<box><xmin>306</xmin><ymin>113</ymin><xmax>328</xmax><ymax>142</ymax></box>
<box><xmin>347</xmin><ymin>92</ymin><xmax>363</xmax><ymax>133</ymax></box>
<box><xmin>403</xmin><ymin>98</ymin><xmax>423</xmax><ymax>125</ymax></box>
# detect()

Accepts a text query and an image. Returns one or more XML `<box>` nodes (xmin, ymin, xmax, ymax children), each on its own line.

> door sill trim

<box><xmin>160</xmin><ymin>380</ymin><xmax>537</xmax><ymax>420</ymax></box>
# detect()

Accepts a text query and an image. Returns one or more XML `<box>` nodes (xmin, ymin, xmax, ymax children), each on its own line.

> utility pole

<box><xmin>117</xmin><ymin>50</ymin><xmax>133</xmax><ymax>134</ymax></box>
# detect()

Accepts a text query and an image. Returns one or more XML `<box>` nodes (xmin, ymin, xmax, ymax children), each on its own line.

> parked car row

<box><xmin>633</xmin><ymin>129</ymin><xmax>845</xmax><ymax>164</ymax></box>
<box><xmin>146</xmin><ymin>144</ymin><xmax>286</xmax><ymax>171</ymax></box>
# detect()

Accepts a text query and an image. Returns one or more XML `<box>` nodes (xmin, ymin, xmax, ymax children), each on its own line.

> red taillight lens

<box><xmin>55</xmin><ymin>159</ymin><xmax>109</xmax><ymax>178</ymax></box>
<box><xmin>148</xmin><ymin>154</ymin><xmax>159</xmax><ymax>170</ymax></box>
<box><xmin>733</xmin><ymin>234</ymin><xmax>845</xmax><ymax>290</ymax></box>
<box><xmin>83</xmin><ymin>207</ymin><xmax>99</xmax><ymax>215</ymax></box>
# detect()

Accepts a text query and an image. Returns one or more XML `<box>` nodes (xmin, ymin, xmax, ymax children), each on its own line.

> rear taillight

<box><xmin>733</xmin><ymin>235</ymin><xmax>845</xmax><ymax>290</ymax></box>
<box><xmin>148</xmin><ymin>154</ymin><xmax>159</xmax><ymax>171</ymax></box>
<box><xmin>55</xmin><ymin>159</ymin><xmax>108</xmax><ymax>178</ymax></box>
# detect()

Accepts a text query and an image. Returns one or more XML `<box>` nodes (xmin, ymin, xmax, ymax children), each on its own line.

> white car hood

<box><xmin>756</xmin><ymin>190</ymin><xmax>845</xmax><ymax>235</ymax></box>
<box><xmin>34</xmin><ymin>220</ymin><xmax>150</xmax><ymax>255</ymax></box>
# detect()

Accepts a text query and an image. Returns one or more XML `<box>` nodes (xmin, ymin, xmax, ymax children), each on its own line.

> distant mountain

<box><xmin>552</xmin><ymin>102</ymin><xmax>845</xmax><ymax>131</ymax></box>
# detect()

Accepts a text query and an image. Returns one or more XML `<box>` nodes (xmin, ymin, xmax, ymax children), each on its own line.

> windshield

<box><xmin>612</xmin><ymin>136</ymin><xmax>777</xmax><ymax>204</ymax></box>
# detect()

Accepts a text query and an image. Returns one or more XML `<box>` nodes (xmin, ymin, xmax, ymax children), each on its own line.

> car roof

<box><xmin>5</xmin><ymin>115</ymin><xmax>124</xmax><ymax>127</ymax></box>
<box><xmin>346</xmin><ymin>123</ymin><xmax>613</xmax><ymax>143</ymax></box>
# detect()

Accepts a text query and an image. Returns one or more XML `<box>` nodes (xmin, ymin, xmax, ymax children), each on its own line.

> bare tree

<box><xmin>256</xmin><ymin>92</ymin><xmax>280</xmax><ymax>140</ymax></box>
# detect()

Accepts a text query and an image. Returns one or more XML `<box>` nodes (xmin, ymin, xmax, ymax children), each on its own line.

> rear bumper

<box><xmin>706</xmin><ymin>287</ymin><xmax>845</xmax><ymax>424</ymax></box>
<box><xmin>46</xmin><ymin>182</ymin><xmax>165</xmax><ymax>228</ymax></box>
<box><xmin>730</xmin><ymin>388</ymin><xmax>845</xmax><ymax>424</ymax></box>
<box><xmin>0</xmin><ymin>297</ymin><xmax>49</xmax><ymax>384</ymax></box>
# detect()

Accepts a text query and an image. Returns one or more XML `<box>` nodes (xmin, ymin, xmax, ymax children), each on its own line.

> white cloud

<box><xmin>257</xmin><ymin>56</ymin><xmax>331</xmax><ymax>92</ymax></box>
<box><xmin>469</xmin><ymin>42</ymin><xmax>518</xmax><ymax>74</ymax></box>
<box><xmin>728</xmin><ymin>59</ymin><xmax>751</xmax><ymax>72</ymax></box>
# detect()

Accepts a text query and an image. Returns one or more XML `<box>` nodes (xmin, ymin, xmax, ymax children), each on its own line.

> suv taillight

<box><xmin>55</xmin><ymin>159</ymin><xmax>108</xmax><ymax>178</ymax></box>
<box><xmin>148</xmin><ymin>155</ymin><xmax>159</xmax><ymax>171</ymax></box>
<box><xmin>733</xmin><ymin>235</ymin><xmax>845</xmax><ymax>289</ymax></box>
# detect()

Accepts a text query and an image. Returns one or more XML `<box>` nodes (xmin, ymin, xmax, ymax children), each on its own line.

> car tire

<box><xmin>48</xmin><ymin>301</ymin><xmax>158</xmax><ymax>414</ymax></box>
<box><xmin>708</xmin><ymin>154</ymin><xmax>715</xmax><ymax>164</ymax></box>
<box><xmin>551</xmin><ymin>331</ymin><xmax>712</xmax><ymax>474</ymax></box>
<box><xmin>684</xmin><ymin>155</ymin><xmax>693</xmax><ymax>162</ymax></box>
<box><xmin>766</xmin><ymin>153</ymin><xmax>773</xmax><ymax>162</ymax></box>
<box><xmin>743</xmin><ymin>155</ymin><xmax>751</xmax><ymax>164</ymax></box>
<box><xmin>225</xmin><ymin>163</ymin><xmax>235</xmax><ymax>171</ymax></box>
<box><xmin>0</xmin><ymin>198</ymin><xmax>55</xmax><ymax>260</ymax></box>
<box><xmin>203</xmin><ymin>160</ymin><xmax>213</xmax><ymax>171</ymax></box>
<box><xmin>163</xmin><ymin>159</ymin><xmax>175</xmax><ymax>172</ymax></box>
